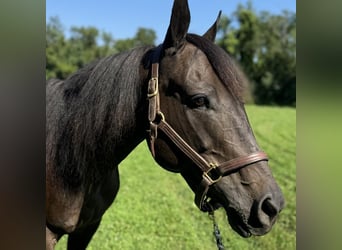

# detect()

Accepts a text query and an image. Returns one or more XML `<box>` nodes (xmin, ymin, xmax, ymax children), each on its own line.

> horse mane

<box><xmin>186</xmin><ymin>34</ymin><xmax>245</xmax><ymax>103</ymax></box>
<box><xmin>46</xmin><ymin>46</ymin><xmax>153</xmax><ymax>191</ymax></box>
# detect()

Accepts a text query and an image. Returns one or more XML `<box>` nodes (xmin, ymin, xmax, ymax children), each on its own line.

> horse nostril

<box><xmin>261</xmin><ymin>197</ymin><xmax>279</xmax><ymax>220</ymax></box>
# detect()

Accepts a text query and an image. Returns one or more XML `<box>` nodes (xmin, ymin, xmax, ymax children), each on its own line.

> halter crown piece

<box><xmin>146</xmin><ymin>45</ymin><xmax>269</xmax><ymax>212</ymax></box>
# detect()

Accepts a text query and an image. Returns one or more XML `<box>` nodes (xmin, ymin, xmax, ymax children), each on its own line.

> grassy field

<box><xmin>56</xmin><ymin>105</ymin><xmax>296</xmax><ymax>250</ymax></box>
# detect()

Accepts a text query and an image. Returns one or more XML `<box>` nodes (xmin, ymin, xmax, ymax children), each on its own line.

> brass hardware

<box><xmin>203</xmin><ymin>163</ymin><xmax>222</xmax><ymax>184</ymax></box>
<box><xmin>147</xmin><ymin>78</ymin><xmax>159</xmax><ymax>98</ymax></box>
<box><xmin>157</xmin><ymin>111</ymin><xmax>165</xmax><ymax>121</ymax></box>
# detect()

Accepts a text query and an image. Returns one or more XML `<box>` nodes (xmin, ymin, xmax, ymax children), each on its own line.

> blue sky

<box><xmin>46</xmin><ymin>0</ymin><xmax>296</xmax><ymax>44</ymax></box>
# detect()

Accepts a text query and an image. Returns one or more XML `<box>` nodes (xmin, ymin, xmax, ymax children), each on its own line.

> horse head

<box><xmin>145</xmin><ymin>0</ymin><xmax>284</xmax><ymax>237</ymax></box>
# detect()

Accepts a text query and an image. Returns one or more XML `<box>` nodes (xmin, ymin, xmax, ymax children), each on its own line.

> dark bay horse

<box><xmin>46</xmin><ymin>0</ymin><xmax>284</xmax><ymax>249</ymax></box>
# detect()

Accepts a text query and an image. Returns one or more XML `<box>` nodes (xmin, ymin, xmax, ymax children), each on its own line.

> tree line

<box><xmin>46</xmin><ymin>2</ymin><xmax>295</xmax><ymax>106</ymax></box>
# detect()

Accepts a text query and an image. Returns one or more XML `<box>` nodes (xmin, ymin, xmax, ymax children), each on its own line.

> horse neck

<box><xmin>97</xmin><ymin>49</ymin><xmax>151</xmax><ymax>165</ymax></box>
<box><xmin>109</xmin><ymin>91</ymin><xmax>148</xmax><ymax>165</ymax></box>
<box><xmin>65</xmin><ymin>48</ymin><xmax>151</xmax><ymax>167</ymax></box>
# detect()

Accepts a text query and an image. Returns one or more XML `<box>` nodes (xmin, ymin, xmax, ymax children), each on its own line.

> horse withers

<box><xmin>46</xmin><ymin>0</ymin><xmax>284</xmax><ymax>249</ymax></box>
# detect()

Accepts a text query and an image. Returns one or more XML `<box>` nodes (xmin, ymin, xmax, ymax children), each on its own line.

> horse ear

<box><xmin>163</xmin><ymin>0</ymin><xmax>191</xmax><ymax>50</ymax></box>
<box><xmin>203</xmin><ymin>11</ymin><xmax>222</xmax><ymax>42</ymax></box>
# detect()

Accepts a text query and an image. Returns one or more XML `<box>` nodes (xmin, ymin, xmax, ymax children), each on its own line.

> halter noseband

<box><xmin>146</xmin><ymin>45</ymin><xmax>268</xmax><ymax>212</ymax></box>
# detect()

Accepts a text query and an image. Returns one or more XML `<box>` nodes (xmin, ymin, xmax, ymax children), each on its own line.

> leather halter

<box><xmin>146</xmin><ymin>46</ymin><xmax>268</xmax><ymax>212</ymax></box>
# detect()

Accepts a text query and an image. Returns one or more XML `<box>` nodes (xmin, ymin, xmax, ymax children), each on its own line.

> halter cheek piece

<box><xmin>146</xmin><ymin>45</ymin><xmax>268</xmax><ymax>212</ymax></box>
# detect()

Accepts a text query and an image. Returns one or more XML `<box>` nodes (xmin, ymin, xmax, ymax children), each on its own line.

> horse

<box><xmin>46</xmin><ymin>0</ymin><xmax>285</xmax><ymax>249</ymax></box>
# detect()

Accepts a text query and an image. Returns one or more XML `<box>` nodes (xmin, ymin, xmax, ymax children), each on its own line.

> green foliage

<box><xmin>46</xmin><ymin>17</ymin><xmax>156</xmax><ymax>79</ymax></box>
<box><xmin>56</xmin><ymin>105</ymin><xmax>296</xmax><ymax>250</ymax></box>
<box><xmin>46</xmin><ymin>17</ymin><xmax>116</xmax><ymax>79</ymax></box>
<box><xmin>46</xmin><ymin>17</ymin><xmax>75</xmax><ymax>79</ymax></box>
<box><xmin>217</xmin><ymin>2</ymin><xmax>296</xmax><ymax>106</ymax></box>
<box><xmin>114</xmin><ymin>28</ymin><xmax>156</xmax><ymax>53</ymax></box>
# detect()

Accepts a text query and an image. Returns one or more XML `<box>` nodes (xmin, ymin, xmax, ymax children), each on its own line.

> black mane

<box><xmin>46</xmin><ymin>46</ymin><xmax>152</xmax><ymax>191</ymax></box>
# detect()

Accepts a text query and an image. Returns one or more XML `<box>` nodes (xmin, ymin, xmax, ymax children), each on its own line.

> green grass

<box><xmin>56</xmin><ymin>105</ymin><xmax>296</xmax><ymax>249</ymax></box>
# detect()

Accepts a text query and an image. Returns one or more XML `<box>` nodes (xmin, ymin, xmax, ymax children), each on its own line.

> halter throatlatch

<box><xmin>146</xmin><ymin>46</ymin><xmax>269</xmax><ymax>212</ymax></box>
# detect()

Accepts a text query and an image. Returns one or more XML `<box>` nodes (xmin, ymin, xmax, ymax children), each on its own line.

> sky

<box><xmin>46</xmin><ymin>0</ymin><xmax>296</xmax><ymax>44</ymax></box>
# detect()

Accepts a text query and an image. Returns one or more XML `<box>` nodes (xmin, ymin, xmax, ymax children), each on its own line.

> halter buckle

<box><xmin>147</xmin><ymin>77</ymin><xmax>159</xmax><ymax>98</ymax></box>
<box><xmin>203</xmin><ymin>163</ymin><xmax>222</xmax><ymax>185</ymax></box>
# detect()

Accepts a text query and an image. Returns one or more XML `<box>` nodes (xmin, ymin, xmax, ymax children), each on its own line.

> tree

<box><xmin>217</xmin><ymin>2</ymin><xmax>296</xmax><ymax>106</ymax></box>
<box><xmin>46</xmin><ymin>19</ymin><xmax>157</xmax><ymax>79</ymax></box>
<box><xmin>46</xmin><ymin>17</ymin><xmax>116</xmax><ymax>79</ymax></box>
<box><xmin>114</xmin><ymin>28</ymin><xmax>156</xmax><ymax>53</ymax></box>
<box><xmin>251</xmin><ymin>10</ymin><xmax>296</xmax><ymax>106</ymax></box>
<box><xmin>46</xmin><ymin>16</ymin><xmax>76</xmax><ymax>79</ymax></box>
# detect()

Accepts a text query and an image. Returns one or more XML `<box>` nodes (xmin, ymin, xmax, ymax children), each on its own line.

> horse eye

<box><xmin>190</xmin><ymin>95</ymin><xmax>208</xmax><ymax>108</ymax></box>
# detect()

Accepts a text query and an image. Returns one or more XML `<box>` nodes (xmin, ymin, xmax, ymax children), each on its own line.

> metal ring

<box><xmin>157</xmin><ymin>111</ymin><xmax>165</xmax><ymax>121</ymax></box>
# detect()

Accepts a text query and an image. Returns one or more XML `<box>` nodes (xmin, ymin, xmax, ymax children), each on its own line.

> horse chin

<box><xmin>216</xmin><ymin>200</ymin><xmax>274</xmax><ymax>238</ymax></box>
<box><xmin>225</xmin><ymin>206</ymin><xmax>252</xmax><ymax>238</ymax></box>
<box><xmin>210</xmin><ymin>198</ymin><xmax>252</xmax><ymax>238</ymax></box>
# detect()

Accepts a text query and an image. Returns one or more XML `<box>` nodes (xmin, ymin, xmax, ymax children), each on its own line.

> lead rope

<box><xmin>208</xmin><ymin>209</ymin><xmax>225</xmax><ymax>250</ymax></box>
